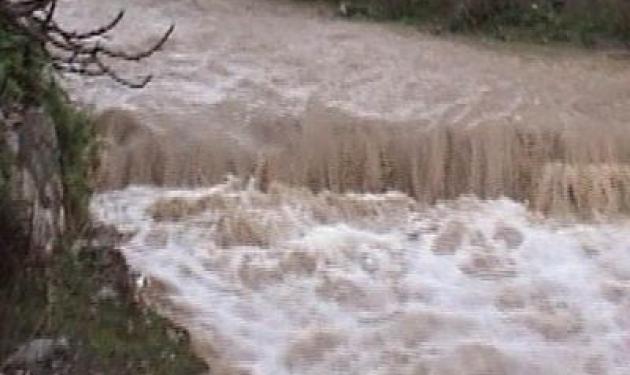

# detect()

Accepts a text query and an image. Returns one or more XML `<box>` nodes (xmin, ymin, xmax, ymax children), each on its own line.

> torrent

<box><xmin>92</xmin><ymin>181</ymin><xmax>630</xmax><ymax>374</ymax></box>
<box><xmin>94</xmin><ymin>105</ymin><xmax>630</xmax><ymax>218</ymax></box>
<box><xmin>53</xmin><ymin>0</ymin><xmax>630</xmax><ymax>373</ymax></box>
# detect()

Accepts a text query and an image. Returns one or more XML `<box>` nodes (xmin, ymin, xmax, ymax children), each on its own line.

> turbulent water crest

<box><xmin>57</xmin><ymin>0</ymin><xmax>630</xmax><ymax>372</ymax></box>
<box><xmin>95</xmin><ymin>106</ymin><xmax>630</xmax><ymax>218</ymax></box>
<box><xmin>93</xmin><ymin>181</ymin><xmax>630</xmax><ymax>374</ymax></box>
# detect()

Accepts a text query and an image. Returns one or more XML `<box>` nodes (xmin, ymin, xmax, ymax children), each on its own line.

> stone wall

<box><xmin>1</xmin><ymin>107</ymin><xmax>65</xmax><ymax>255</ymax></box>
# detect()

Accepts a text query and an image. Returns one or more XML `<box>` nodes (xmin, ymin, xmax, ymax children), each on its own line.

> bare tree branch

<box><xmin>0</xmin><ymin>0</ymin><xmax>173</xmax><ymax>88</ymax></box>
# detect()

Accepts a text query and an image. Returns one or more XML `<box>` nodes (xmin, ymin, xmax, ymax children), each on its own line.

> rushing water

<box><xmin>55</xmin><ymin>0</ymin><xmax>630</xmax><ymax>372</ymax></box>
<box><xmin>92</xmin><ymin>181</ymin><xmax>630</xmax><ymax>374</ymax></box>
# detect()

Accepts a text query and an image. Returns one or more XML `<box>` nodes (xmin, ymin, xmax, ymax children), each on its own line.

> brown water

<box><xmin>59</xmin><ymin>0</ymin><xmax>630</xmax><ymax>217</ymax></box>
<box><xmin>59</xmin><ymin>0</ymin><xmax>630</xmax><ymax>373</ymax></box>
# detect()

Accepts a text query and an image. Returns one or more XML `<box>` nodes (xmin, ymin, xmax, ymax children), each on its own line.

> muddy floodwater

<box><xmin>59</xmin><ymin>0</ymin><xmax>630</xmax><ymax>373</ymax></box>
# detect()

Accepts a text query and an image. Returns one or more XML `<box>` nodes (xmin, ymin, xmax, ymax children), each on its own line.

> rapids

<box><xmin>92</xmin><ymin>181</ymin><xmax>630</xmax><ymax>374</ymax></box>
<box><xmin>56</xmin><ymin>0</ymin><xmax>630</xmax><ymax>373</ymax></box>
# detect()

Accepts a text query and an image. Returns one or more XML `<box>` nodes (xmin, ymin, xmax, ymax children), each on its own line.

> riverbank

<box><xmin>0</xmin><ymin>17</ymin><xmax>207</xmax><ymax>375</ymax></box>
<box><xmin>0</xmin><ymin>227</ymin><xmax>207</xmax><ymax>375</ymax></box>
<box><xmin>318</xmin><ymin>0</ymin><xmax>630</xmax><ymax>47</ymax></box>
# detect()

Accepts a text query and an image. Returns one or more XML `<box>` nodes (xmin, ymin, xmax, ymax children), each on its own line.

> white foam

<box><xmin>91</xmin><ymin>183</ymin><xmax>630</xmax><ymax>374</ymax></box>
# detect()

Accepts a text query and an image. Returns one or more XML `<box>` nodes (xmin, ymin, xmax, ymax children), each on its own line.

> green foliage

<box><xmin>1</xmin><ymin>246</ymin><xmax>207</xmax><ymax>374</ymax></box>
<box><xmin>0</xmin><ymin>21</ymin><xmax>47</xmax><ymax>105</ymax></box>
<box><xmin>334</xmin><ymin>0</ymin><xmax>630</xmax><ymax>45</ymax></box>
<box><xmin>43</xmin><ymin>85</ymin><xmax>96</xmax><ymax>233</ymax></box>
<box><xmin>0</xmin><ymin>136</ymin><xmax>12</xmax><ymax>197</ymax></box>
<box><xmin>1</xmin><ymin>18</ymin><xmax>95</xmax><ymax>234</ymax></box>
<box><xmin>1</xmin><ymin>18</ymin><xmax>204</xmax><ymax>375</ymax></box>
<box><xmin>0</xmin><ymin>261</ymin><xmax>46</xmax><ymax>359</ymax></box>
<box><xmin>454</xmin><ymin>1</ymin><xmax>629</xmax><ymax>45</ymax></box>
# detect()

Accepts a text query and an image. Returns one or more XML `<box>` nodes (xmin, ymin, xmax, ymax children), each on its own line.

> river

<box><xmin>59</xmin><ymin>0</ymin><xmax>630</xmax><ymax>373</ymax></box>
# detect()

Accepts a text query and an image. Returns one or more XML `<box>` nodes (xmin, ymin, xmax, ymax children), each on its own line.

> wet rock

<box><xmin>4</xmin><ymin>125</ymin><xmax>19</xmax><ymax>156</ymax></box>
<box><xmin>4</xmin><ymin>337</ymin><xmax>69</xmax><ymax>370</ymax></box>
<box><xmin>166</xmin><ymin>326</ymin><xmax>189</xmax><ymax>344</ymax></box>
<box><xmin>4</xmin><ymin>108</ymin><xmax>65</xmax><ymax>255</ymax></box>
<box><xmin>87</xmin><ymin>224</ymin><xmax>131</xmax><ymax>249</ymax></box>
<box><xmin>94</xmin><ymin>285</ymin><xmax>119</xmax><ymax>302</ymax></box>
<box><xmin>431</xmin><ymin>221</ymin><xmax>466</xmax><ymax>255</ymax></box>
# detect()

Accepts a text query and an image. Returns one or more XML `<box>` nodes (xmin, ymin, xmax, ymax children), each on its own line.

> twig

<box><xmin>0</xmin><ymin>0</ymin><xmax>173</xmax><ymax>88</ymax></box>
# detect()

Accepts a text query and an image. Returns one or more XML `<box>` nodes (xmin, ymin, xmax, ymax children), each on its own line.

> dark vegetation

<box><xmin>1</xmin><ymin>1</ymin><xmax>206</xmax><ymax>373</ymax></box>
<box><xmin>0</xmin><ymin>235</ymin><xmax>208</xmax><ymax>374</ymax></box>
<box><xmin>332</xmin><ymin>0</ymin><xmax>630</xmax><ymax>45</ymax></box>
<box><xmin>0</xmin><ymin>0</ymin><xmax>170</xmax><ymax>232</ymax></box>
